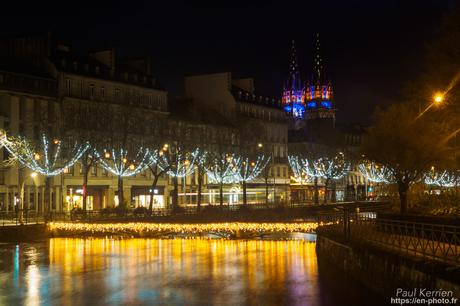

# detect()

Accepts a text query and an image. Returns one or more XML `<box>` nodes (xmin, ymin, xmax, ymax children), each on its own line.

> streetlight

<box><xmin>415</xmin><ymin>92</ymin><xmax>445</xmax><ymax>121</ymax></box>
<box><xmin>19</xmin><ymin>172</ymin><xmax>37</xmax><ymax>224</ymax></box>
<box><xmin>434</xmin><ymin>93</ymin><xmax>444</xmax><ymax>104</ymax></box>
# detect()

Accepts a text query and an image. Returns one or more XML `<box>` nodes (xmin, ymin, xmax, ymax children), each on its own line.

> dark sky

<box><xmin>0</xmin><ymin>0</ymin><xmax>457</xmax><ymax>124</ymax></box>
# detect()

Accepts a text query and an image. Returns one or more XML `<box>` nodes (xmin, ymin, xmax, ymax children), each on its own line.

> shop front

<box><xmin>131</xmin><ymin>186</ymin><xmax>165</xmax><ymax>209</ymax></box>
<box><xmin>66</xmin><ymin>186</ymin><xmax>108</xmax><ymax>211</ymax></box>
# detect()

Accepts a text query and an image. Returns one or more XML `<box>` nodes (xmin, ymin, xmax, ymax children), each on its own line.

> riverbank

<box><xmin>0</xmin><ymin>224</ymin><xmax>48</xmax><ymax>242</ymax></box>
<box><xmin>316</xmin><ymin>232</ymin><xmax>460</xmax><ymax>300</ymax></box>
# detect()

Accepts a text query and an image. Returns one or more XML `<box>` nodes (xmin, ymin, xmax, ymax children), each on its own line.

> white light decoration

<box><xmin>151</xmin><ymin>147</ymin><xmax>201</xmax><ymax>178</ymax></box>
<box><xmin>0</xmin><ymin>133</ymin><xmax>89</xmax><ymax>176</ymax></box>
<box><xmin>358</xmin><ymin>161</ymin><xmax>395</xmax><ymax>184</ymax></box>
<box><xmin>205</xmin><ymin>153</ymin><xmax>241</xmax><ymax>184</ymax></box>
<box><xmin>288</xmin><ymin>155</ymin><xmax>313</xmax><ymax>184</ymax></box>
<box><xmin>290</xmin><ymin>152</ymin><xmax>350</xmax><ymax>181</ymax></box>
<box><xmin>95</xmin><ymin>147</ymin><xmax>152</xmax><ymax>177</ymax></box>
<box><xmin>233</xmin><ymin>155</ymin><xmax>271</xmax><ymax>183</ymax></box>
<box><xmin>424</xmin><ymin>168</ymin><xmax>460</xmax><ymax>188</ymax></box>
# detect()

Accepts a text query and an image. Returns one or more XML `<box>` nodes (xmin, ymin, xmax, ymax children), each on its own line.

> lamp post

<box><xmin>19</xmin><ymin>172</ymin><xmax>37</xmax><ymax>225</ymax></box>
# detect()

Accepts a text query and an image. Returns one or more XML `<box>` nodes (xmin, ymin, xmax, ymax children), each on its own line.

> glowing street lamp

<box><xmin>104</xmin><ymin>152</ymin><xmax>111</xmax><ymax>159</ymax></box>
<box><xmin>434</xmin><ymin>93</ymin><xmax>444</xmax><ymax>105</ymax></box>
<box><xmin>33</xmin><ymin>153</ymin><xmax>40</xmax><ymax>160</ymax></box>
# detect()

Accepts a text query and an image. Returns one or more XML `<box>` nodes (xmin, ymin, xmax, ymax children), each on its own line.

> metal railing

<box><xmin>318</xmin><ymin>215</ymin><xmax>460</xmax><ymax>265</ymax></box>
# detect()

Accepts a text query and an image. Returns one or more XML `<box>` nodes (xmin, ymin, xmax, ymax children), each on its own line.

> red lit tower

<box><xmin>282</xmin><ymin>40</ymin><xmax>305</xmax><ymax>119</ymax></box>
<box><xmin>304</xmin><ymin>33</ymin><xmax>336</xmax><ymax>128</ymax></box>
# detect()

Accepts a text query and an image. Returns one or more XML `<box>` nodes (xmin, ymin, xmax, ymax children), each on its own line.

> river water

<box><xmin>0</xmin><ymin>238</ymin><xmax>386</xmax><ymax>306</ymax></box>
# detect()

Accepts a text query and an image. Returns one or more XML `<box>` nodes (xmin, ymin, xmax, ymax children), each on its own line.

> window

<box><xmin>283</xmin><ymin>167</ymin><xmax>287</xmax><ymax>177</ymax></box>
<box><xmin>102</xmin><ymin>168</ymin><xmax>108</xmax><ymax>176</ymax></box>
<box><xmin>66</xmin><ymin>79</ymin><xmax>71</xmax><ymax>96</ymax></box>
<box><xmin>91</xmin><ymin>166</ymin><xmax>97</xmax><ymax>176</ymax></box>
<box><xmin>101</xmin><ymin>87</ymin><xmax>105</xmax><ymax>100</ymax></box>
<box><xmin>277</xmin><ymin>167</ymin><xmax>280</xmax><ymax>177</ymax></box>
<box><xmin>90</xmin><ymin>84</ymin><xmax>95</xmax><ymax>99</ymax></box>
<box><xmin>115</xmin><ymin>88</ymin><xmax>120</xmax><ymax>101</ymax></box>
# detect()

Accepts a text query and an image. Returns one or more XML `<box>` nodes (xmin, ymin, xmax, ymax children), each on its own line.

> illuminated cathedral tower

<box><xmin>282</xmin><ymin>40</ymin><xmax>305</xmax><ymax>119</ymax></box>
<box><xmin>304</xmin><ymin>33</ymin><xmax>336</xmax><ymax>126</ymax></box>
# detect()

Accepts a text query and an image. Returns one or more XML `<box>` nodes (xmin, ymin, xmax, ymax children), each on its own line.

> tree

<box><xmin>358</xmin><ymin>160</ymin><xmax>395</xmax><ymax>184</ymax></box>
<box><xmin>305</xmin><ymin>152</ymin><xmax>350</xmax><ymax>204</ymax></box>
<box><xmin>62</xmin><ymin>100</ymin><xmax>106</xmax><ymax>213</ymax></box>
<box><xmin>95</xmin><ymin>147</ymin><xmax>152</xmax><ymax>208</ymax></box>
<box><xmin>362</xmin><ymin>103</ymin><xmax>451</xmax><ymax>213</ymax></box>
<box><xmin>233</xmin><ymin>154</ymin><xmax>270</xmax><ymax>205</ymax></box>
<box><xmin>156</xmin><ymin>144</ymin><xmax>199</xmax><ymax>211</ymax></box>
<box><xmin>146</xmin><ymin>149</ymin><xmax>170</xmax><ymax>214</ymax></box>
<box><xmin>204</xmin><ymin>152</ymin><xmax>240</xmax><ymax>207</ymax></box>
<box><xmin>0</xmin><ymin>132</ymin><xmax>88</xmax><ymax>213</ymax></box>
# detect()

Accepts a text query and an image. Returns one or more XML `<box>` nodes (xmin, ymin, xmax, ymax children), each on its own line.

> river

<box><xmin>0</xmin><ymin>238</ymin><xmax>386</xmax><ymax>306</ymax></box>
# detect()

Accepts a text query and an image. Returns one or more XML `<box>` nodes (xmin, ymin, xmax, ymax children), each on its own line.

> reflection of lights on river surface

<box><xmin>0</xmin><ymin>238</ymin><xmax>382</xmax><ymax>306</ymax></box>
<box><xmin>46</xmin><ymin>238</ymin><xmax>319</xmax><ymax>305</ymax></box>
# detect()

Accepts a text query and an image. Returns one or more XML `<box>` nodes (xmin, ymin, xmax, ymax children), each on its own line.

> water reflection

<box><xmin>0</xmin><ymin>238</ymin><xmax>382</xmax><ymax>306</ymax></box>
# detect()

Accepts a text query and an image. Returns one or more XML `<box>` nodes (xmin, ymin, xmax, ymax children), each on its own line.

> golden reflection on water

<box><xmin>46</xmin><ymin>238</ymin><xmax>319</xmax><ymax>305</ymax></box>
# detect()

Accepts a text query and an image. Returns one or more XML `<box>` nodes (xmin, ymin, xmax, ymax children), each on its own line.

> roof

<box><xmin>231</xmin><ymin>85</ymin><xmax>283</xmax><ymax>110</ymax></box>
<box><xmin>50</xmin><ymin>50</ymin><xmax>165</xmax><ymax>91</ymax></box>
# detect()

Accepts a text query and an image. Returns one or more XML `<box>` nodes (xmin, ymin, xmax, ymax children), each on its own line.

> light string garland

<box><xmin>152</xmin><ymin>147</ymin><xmax>201</xmax><ymax>178</ymax></box>
<box><xmin>288</xmin><ymin>152</ymin><xmax>350</xmax><ymax>181</ymax></box>
<box><xmin>204</xmin><ymin>153</ymin><xmax>241</xmax><ymax>184</ymax></box>
<box><xmin>234</xmin><ymin>155</ymin><xmax>271</xmax><ymax>183</ymax></box>
<box><xmin>288</xmin><ymin>155</ymin><xmax>313</xmax><ymax>183</ymax></box>
<box><xmin>424</xmin><ymin>168</ymin><xmax>460</xmax><ymax>188</ymax></box>
<box><xmin>358</xmin><ymin>161</ymin><xmax>395</xmax><ymax>184</ymax></box>
<box><xmin>95</xmin><ymin>147</ymin><xmax>152</xmax><ymax>177</ymax></box>
<box><xmin>1</xmin><ymin>133</ymin><xmax>89</xmax><ymax>176</ymax></box>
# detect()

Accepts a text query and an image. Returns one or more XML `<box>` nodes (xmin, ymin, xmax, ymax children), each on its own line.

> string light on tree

<box><xmin>288</xmin><ymin>155</ymin><xmax>313</xmax><ymax>184</ymax></box>
<box><xmin>95</xmin><ymin>147</ymin><xmax>152</xmax><ymax>177</ymax></box>
<box><xmin>0</xmin><ymin>133</ymin><xmax>89</xmax><ymax>176</ymax></box>
<box><xmin>358</xmin><ymin>161</ymin><xmax>395</xmax><ymax>184</ymax></box>
<box><xmin>424</xmin><ymin>167</ymin><xmax>460</xmax><ymax>188</ymax></box>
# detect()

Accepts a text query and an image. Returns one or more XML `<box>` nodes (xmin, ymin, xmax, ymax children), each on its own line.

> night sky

<box><xmin>0</xmin><ymin>0</ymin><xmax>457</xmax><ymax>124</ymax></box>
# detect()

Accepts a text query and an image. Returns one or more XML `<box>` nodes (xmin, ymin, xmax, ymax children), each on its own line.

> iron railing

<box><xmin>318</xmin><ymin>216</ymin><xmax>460</xmax><ymax>265</ymax></box>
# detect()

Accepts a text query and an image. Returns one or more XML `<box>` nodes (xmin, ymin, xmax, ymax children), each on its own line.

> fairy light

<box><xmin>153</xmin><ymin>147</ymin><xmax>201</xmax><ymax>178</ymax></box>
<box><xmin>204</xmin><ymin>153</ymin><xmax>241</xmax><ymax>184</ymax></box>
<box><xmin>95</xmin><ymin>147</ymin><xmax>152</xmax><ymax>177</ymax></box>
<box><xmin>358</xmin><ymin>161</ymin><xmax>395</xmax><ymax>184</ymax></box>
<box><xmin>289</xmin><ymin>153</ymin><xmax>350</xmax><ymax>182</ymax></box>
<box><xmin>48</xmin><ymin>222</ymin><xmax>328</xmax><ymax>237</ymax></box>
<box><xmin>233</xmin><ymin>155</ymin><xmax>271</xmax><ymax>183</ymax></box>
<box><xmin>288</xmin><ymin>155</ymin><xmax>313</xmax><ymax>184</ymax></box>
<box><xmin>424</xmin><ymin>168</ymin><xmax>460</xmax><ymax>187</ymax></box>
<box><xmin>1</xmin><ymin>133</ymin><xmax>89</xmax><ymax>176</ymax></box>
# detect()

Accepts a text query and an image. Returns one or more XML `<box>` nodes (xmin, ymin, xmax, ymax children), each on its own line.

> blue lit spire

<box><xmin>282</xmin><ymin>40</ymin><xmax>305</xmax><ymax>119</ymax></box>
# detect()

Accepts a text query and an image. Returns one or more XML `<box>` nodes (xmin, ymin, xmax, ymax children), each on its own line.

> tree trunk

<box><xmin>324</xmin><ymin>178</ymin><xmax>330</xmax><ymax>204</ymax></box>
<box><xmin>398</xmin><ymin>181</ymin><xmax>409</xmax><ymax>214</ymax></box>
<box><xmin>117</xmin><ymin>175</ymin><xmax>124</xmax><ymax>208</ymax></box>
<box><xmin>331</xmin><ymin>181</ymin><xmax>337</xmax><ymax>203</ymax></box>
<box><xmin>149</xmin><ymin>175</ymin><xmax>160</xmax><ymax>214</ymax></box>
<box><xmin>265</xmin><ymin>177</ymin><xmax>269</xmax><ymax>206</ymax></box>
<box><xmin>82</xmin><ymin>165</ymin><xmax>89</xmax><ymax>213</ymax></box>
<box><xmin>314</xmin><ymin>177</ymin><xmax>319</xmax><ymax>205</ymax></box>
<box><xmin>197</xmin><ymin>169</ymin><xmax>203</xmax><ymax>212</ymax></box>
<box><xmin>44</xmin><ymin>176</ymin><xmax>51</xmax><ymax>212</ymax></box>
<box><xmin>242</xmin><ymin>180</ymin><xmax>247</xmax><ymax>205</ymax></box>
<box><xmin>219</xmin><ymin>182</ymin><xmax>224</xmax><ymax>207</ymax></box>
<box><xmin>172</xmin><ymin>176</ymin><xmax>178</xmax><ymax>211</ymax></box>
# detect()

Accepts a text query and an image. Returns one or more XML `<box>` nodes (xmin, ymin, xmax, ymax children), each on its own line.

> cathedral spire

<box><xmin>290</xmin><ymin>39</ymin><xmax>299</xmax><ymax>75</ymax></box>
<box><xmin>313</xmin><ymin>33</ymin><xmax>323</xmax><ymax>81</ymax></box>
